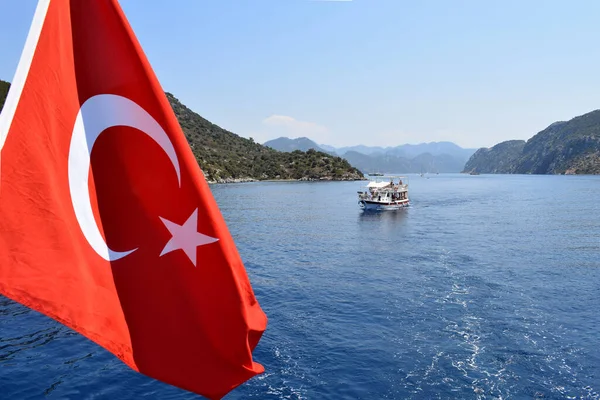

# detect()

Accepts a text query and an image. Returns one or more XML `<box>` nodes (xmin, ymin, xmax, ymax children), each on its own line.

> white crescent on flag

<box><xmin>68</xmin><ymin>94</ymin><xmax>182</xmax><ymax>261</ymax></box>
<box><xmin>68</xmin><ymin>94</ymin><xmax>219</xmax><ymax>264</ymax></box>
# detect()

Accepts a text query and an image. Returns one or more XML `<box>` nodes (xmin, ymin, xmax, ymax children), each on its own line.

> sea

<box><xmin>1</xmin><ymin>173</ymin><xmax>600</xmax><ymax>399</ymax></box>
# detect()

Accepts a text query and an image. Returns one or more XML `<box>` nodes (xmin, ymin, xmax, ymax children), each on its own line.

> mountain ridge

<box><xmin>264</xmin><ymin>137</ymin><xmax>329</xmax><ymax>153</ymax></box>
<box><xmin>463</xmin><ymin>109</ymin><xmax>600</xmax><ymax>174</ymax></box>
<box><xmin>463</xmin><ymin>140</ymin><xmax>526</xmax><ymax>174</ymax></box>
<box><xmin>265</xmin><ymin>136</ymin><xmax>476</xmax><ymax>173</ymax></box>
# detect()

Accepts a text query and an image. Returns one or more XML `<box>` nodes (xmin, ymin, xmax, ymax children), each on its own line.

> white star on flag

<box><xmin>159</xmin><ymin>208</ymin><xmax>218</xmax><ymax>267</ymax></box>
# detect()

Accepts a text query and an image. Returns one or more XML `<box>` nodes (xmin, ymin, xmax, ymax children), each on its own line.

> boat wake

<box><xmin>389</xmin><ymin>249</ymin><xmax>599</xmax><ymax>399</ymax></box>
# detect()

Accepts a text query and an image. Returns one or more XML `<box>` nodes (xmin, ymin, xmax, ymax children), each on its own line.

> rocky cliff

<box><xmin>463</xmin><ymin>109</ymin><xmax>600</xmax><ymax>175</ymax></box>
<box><xmin>512</xmin><ymin>111</ymin><xmax>600</xmax><ymax>174</ymax></box>
<box><xmin>463</xmin><ymin>140</ymin><xmax>526</xmax><ymax>173</ymax></box>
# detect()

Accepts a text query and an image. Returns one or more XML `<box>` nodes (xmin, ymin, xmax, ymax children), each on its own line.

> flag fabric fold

<box><xmin>0</xmin><ymin>1</ymin><xmax>267</xmax><ymax>398</ymax></box>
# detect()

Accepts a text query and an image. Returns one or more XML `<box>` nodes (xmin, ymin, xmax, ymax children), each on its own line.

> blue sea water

<box><xmin>1</xmin><ymin>174</ymin><xmax>600</xmax><ymax>399</ymax></box>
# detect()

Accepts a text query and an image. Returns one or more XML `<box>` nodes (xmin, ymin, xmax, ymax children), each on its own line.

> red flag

<box><xmin>0</xmin><ymin>1</ymin><xmax>267</xmax><ymax>398</ymax></box>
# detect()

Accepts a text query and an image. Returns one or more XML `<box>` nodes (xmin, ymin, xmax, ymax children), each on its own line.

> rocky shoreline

<box><xmin>206</xmin><ymin>175</ymin><xmax>367</xmax><ymax>184</ymax></box>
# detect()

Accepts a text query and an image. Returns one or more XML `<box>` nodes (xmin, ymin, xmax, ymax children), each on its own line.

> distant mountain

<box><xmin>336</xmin><ymin>145</ymin><xmax>388</xmax><ymax>156</ymax></box>
<box><xmin>343</xmin><ymin>150</ymin><xmax>411</xmax><ymax>174</ymax></box>
<box><xmin>463</xmin><ymin>140</ymin><xmax>526</xmax><ymax>173</ymax></box>
<box><xmin>411</xmin><ymin>152</ymin><xmax>467</xmax><ymax>173</ymax></box>
<box><xmin>269</xmin><ymin>137</ymin><xmax>476</xmax><ymax>173</ymax></box>
<box><xmin>263</xmin><ymin>136</ymin><xmax>328</xmax><ymax>153</ymax></box>
<box><xmin>318</xmin><ymin>143</ymin><xmax>338</xmax><ymax>153</ymax></box>
<box><xmin>329</xmin><ymin>141</ymin><xmax>475</xmax><ymax>159</ymax></box>
<box><xmin>463</xmin><ymin>109</ymin><xmax>600</xmax><ymax>175</ymax></box>
<box><xmin>0</xmin><ymin>79</ymin><xmax>363</xmax><ymax>182</ymax></box>
<box><xmin>341</xmin><ymin>150</ymin><xmax>467</xmax><ymax>174</ymax></box>
<box><xmin>385</xmin><ymin>142</ymin><xmax>477</xmax><ymax>161</ymax></box>
<box><xmin>331</xmin><ymin>141</ymin><xmax>475</xmax><ymax>173</ymax></box>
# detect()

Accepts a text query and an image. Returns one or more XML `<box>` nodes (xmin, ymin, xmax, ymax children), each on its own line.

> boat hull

<box><xmin>358</xmin><ymin>199</ymin><xmax>409</xmax><ymax>211</ymax></box>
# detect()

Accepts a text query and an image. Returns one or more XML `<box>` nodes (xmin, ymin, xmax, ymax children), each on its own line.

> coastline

<box><xmin>206</xmin><ymin>176</ymin><xmax>367</xmax><ymax>184</ymax></box>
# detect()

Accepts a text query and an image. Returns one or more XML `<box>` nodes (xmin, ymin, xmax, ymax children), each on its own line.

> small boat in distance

<box><xmin>358</xmin><ymin>176</ymin><xmax>410</xmax><ymax>211</ymax></box>
<box><xmin>367</xmin><ymin>172</ymin><xmax>384</xmax><ymax>176</ymax></box>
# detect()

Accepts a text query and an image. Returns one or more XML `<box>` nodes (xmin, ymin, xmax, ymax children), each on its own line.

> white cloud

<box><xmin>249</xmin><ymin>114</ymin><xmax>333</xmax><ymax>144</ymax></box>
<box><xmin>262</xmin><ymin>115</ymin><xmax>329</xmax><ymax>136</ymax></box>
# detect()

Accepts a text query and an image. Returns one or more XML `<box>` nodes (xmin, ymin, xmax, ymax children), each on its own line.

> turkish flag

<box><xmin>0</xmin><ymin>1</ymin><xmax>267</xmax><ymax>399</ymax></box>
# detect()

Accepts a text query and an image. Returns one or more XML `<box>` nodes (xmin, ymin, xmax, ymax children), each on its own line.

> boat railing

<box><xmin>358</xmin><ymin>190</ymin><xmax>408</xmax><ymax>201</ymax></box>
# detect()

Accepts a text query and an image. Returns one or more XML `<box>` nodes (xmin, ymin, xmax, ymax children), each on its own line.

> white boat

<box><xmin>357</xmin><ymin>176</ymin><xmax>410</xmax><ymax>211</ymax></box>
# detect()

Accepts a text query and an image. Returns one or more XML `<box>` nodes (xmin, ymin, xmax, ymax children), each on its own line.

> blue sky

<box><xmin>2</xmin><ymin>1</ymin><xmax>600</xmax><ymax>149</ymax></box>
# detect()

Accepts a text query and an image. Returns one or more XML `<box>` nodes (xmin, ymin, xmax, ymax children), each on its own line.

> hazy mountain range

<box><xmin>264</xmin><ymin>137</ymin><xmax>477</xmax><ymax>173</ymax></box>
<box><xmin>463</xmin><ymin>109</ymin><xmax>600</xmax><ymax>175</ymax></box>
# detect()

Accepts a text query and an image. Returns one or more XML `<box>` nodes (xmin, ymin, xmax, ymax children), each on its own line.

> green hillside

<box><xmin>0</xmin><ymin>80</ymin><xmax>364</xmax><ymax>182</ymax></box>
<box><xmin>166</xmin><ymin>93</ymin><xmax>363</xmax><ymax>182</ymax></box>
